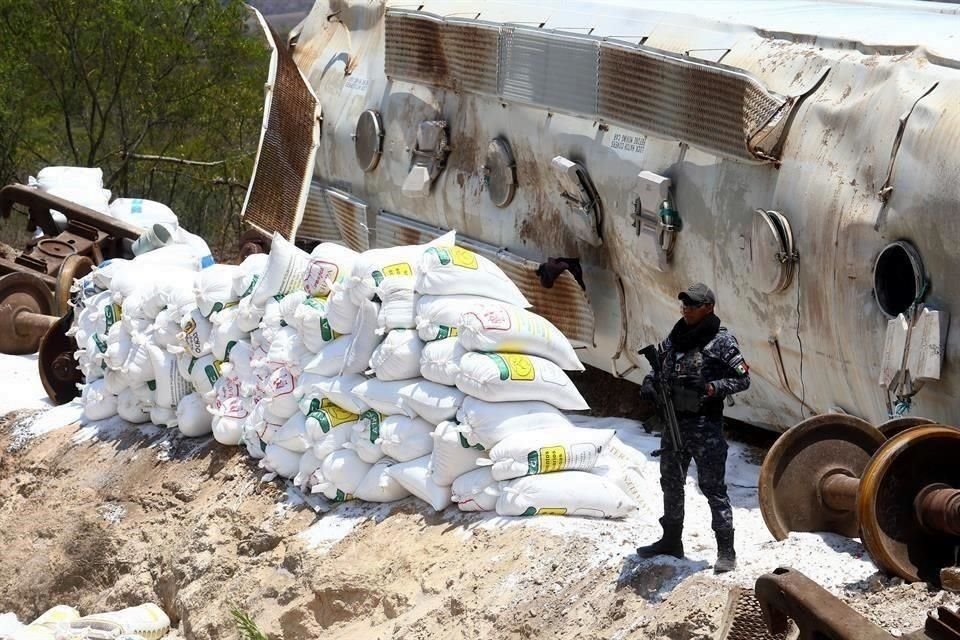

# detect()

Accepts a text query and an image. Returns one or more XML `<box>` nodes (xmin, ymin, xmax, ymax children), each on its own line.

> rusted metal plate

<box><xmin>241</xmin><ymin>11</ymin><xmax>320</xmax><ymax>241</ymax></box>
<box><xmin>298</xmin><ymin>180</ymin><xmax>343</xmax><ymax>244</ymax></box>
<box><xmin>326</xmin><ymin>188</ymin><xmax>372</xmax><ymax>252</ymax></box>
<box><xmin>385</xmin><ymin>12</ymin><xmax>499</xmax><ymax>94</ymax></box>
<box><xmin>718</xmin><ymin>587</ymin><xmax>787</xmax><ymax>640</ymax></box>
<box><xmin>597</xmin><ymin>41</ymin><xmax>791</xmax><ymax>161</ymax></box>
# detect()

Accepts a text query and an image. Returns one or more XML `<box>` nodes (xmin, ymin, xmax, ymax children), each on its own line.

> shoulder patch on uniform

<box><xmin>733</xmin><ymin>361</ymin><xmax>749</xmax><ymax>376</ymax></box>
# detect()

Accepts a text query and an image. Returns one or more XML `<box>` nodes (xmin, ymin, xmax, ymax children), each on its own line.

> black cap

<box><xmin>678</xmin><ymin>283</ymin><xmax>716</xmax><ymax>305</ymax></box>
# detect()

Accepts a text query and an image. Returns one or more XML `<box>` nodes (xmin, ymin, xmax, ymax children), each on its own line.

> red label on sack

<box><xmin>476</xmin><ymin>306</ymin><xmax>511</xmax><ymax>331</ymax></box>
<box><xmin>268</xmin><ymin>367</ymin><xmax>295</xmax><ymax>397</ymax></box>
<box><xmin>221</xmin><ymin>397</ymin><xmax>248</xmax><ymax>419</ymax></box>
<box><xmin>304</xmin><ymin>259</ymin><xmax>339</xmax><ymax>293</ymax></box>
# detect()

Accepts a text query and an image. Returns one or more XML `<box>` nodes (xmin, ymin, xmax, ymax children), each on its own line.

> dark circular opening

<box><xmin>874</xmin><ymin>241</ymin><xmax>923</xmax><ymax>317</ymax></box>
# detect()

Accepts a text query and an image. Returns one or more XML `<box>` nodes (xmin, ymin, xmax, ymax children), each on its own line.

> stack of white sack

<box><xmin>65</xmin><ymin>213</ymin><xmax>632</xmax><ymax>520</ymax></box>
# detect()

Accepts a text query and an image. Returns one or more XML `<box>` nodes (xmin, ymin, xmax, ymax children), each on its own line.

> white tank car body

<box><xmin>287</xmin><ymin>0</ymin><xmax>960</xmax><ymax>431</ymax></box>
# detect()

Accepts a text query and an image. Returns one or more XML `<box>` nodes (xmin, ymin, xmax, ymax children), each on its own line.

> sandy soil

<box><xmin>0</xmin><ymin>407</ymin><xmax>957</xmax><ymax>640</ymax></box>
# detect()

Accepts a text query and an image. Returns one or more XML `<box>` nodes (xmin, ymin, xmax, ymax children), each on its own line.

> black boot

<box><xmin>714</xmin><ymin>529</ymin><xmax>736</xmax><ymax>573</ymax></box>
<box><xmin>636</xmin><ymin>525</ymin><xmax>684</xmax><ymax>559</ymax></box>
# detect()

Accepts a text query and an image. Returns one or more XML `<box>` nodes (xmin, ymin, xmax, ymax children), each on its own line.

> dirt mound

<box><xmin>0</xmin><ymin>410</ymin><xmax>956</xmax><ymax>639</ymax></box>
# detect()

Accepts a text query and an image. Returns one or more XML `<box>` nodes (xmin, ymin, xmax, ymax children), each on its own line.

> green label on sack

<box><xmin>320</xmin><ymin>318</ymin><xmax>335</xmax><ymax>342</ymax></box>
<box><xmin>93</xmin><ymin>334</ymin><xmax>108</xmax><ymax>353</ymax></box>
<box><xmin>426</xmin><ymin>247</ymin><xmax>451</xmax><ymax>266</ymax></box>
<box><xmin>241</xmin><ymin>274</ymin><xmax>260</xmax><ymax>297</ymax></box>
<box><xmin>522</xmin><ymin>506</ymin><xmax>536</xmax><ymax>516</ymax></box>
<box><xmin>147</xmin><ymin>380</ymin><xmax>156</xmax><ymax>391</ymax></box>
<box><xmin>436</xmin><ymin>325</ymin><xmax>458</xmax><ymax>340</ymax></box>
<box><xmin>224</xmin><ymin>340</ymin><xmax>237</xmax><ymax>360</ymax></box>
<box><xmin>487</xmin><ymin>353</ymin><xmax>511</xmax><ymax>381</ymax></box>
<box><xmin>361</xmin><ymin>409</ymin><xmax>382</xmax><ymax>443</ymax></box>
<box><xmin>103</xmin><ymin>303</ymin><xmax>122</xmax><ymax>330</ymax></box>
<box><xmin>308</xmin><ymin>398</ymin><xmax>321</xmax><ymax>413</ymax></box>
<box><xmin>334</xmin><ymin>489</ymin><xmax>353</xmax><ymax>503</ymax></box>
<box><xmin>458</xmin><ymin>433</ymin><xmax>484</xmax><ymax>450</ymax></box>
<box><xmin>308</xmin><ymin>410</ymin><xmax>332</xmax><ymax>433</ymax></box>
<box><xmin>205</xmin><ymin>362</ymin><xmax>222</xmax><ymax>386</ymax></box>
<box><xmin>187</xmin><ymin>357</ymin><xmax>197</xmax><ymax>374</ymax></box>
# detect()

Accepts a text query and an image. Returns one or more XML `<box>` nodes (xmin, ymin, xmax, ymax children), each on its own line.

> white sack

<box><xmin>188</xmin><ymin>354</ymin><xmax>222</xmax><ymax>396</ymax></box>
<box><xmin>350</xmin><ymin>378</ymin><xmax>418</xmax><ymax>417</ymax></box>
<box><xmin>294</xmin><ymin>449</ymin><xmax>324</xmax><ymax>490</ymax></box>
<box><xmin>496</xmin><ymin>471</ymin><xmax>637</xmax><ymax>519</ymax></box>
<box><xmin>211</xmin><ymin>307</ymin><xmax>247</xmax><ymax>362</ymax></box>
<box><xmin>397</xmin><ymin>380</ymin><xmax>465</xmax><ymax>425</ymax></box>
<box><xmin>304</xmin><ymin>242</ymin><xmax>358</xmax><ymax>297</ymax></box>
<box><xmin>233</xmin><ymin>253</ymin><xmax>270</xmax><ymax>298</ymax></box>
<box><xmin>150</xmin><ymin>406</ymin><xmax>178</xmax><ymax>428</ymax></box>
<box><xmin>177</xmin><ymin>393</ymin><xmax>214</xmax><ymax>437</ymax></box>
<box><xmin>419</xmin><ymin>337</ymin><xmax>466</xmax><ymax>386</ymax></box>
<box><xmin>301</xmin><ymin>335</ymin><xmax>353</xmax><ymax>376</ymax></box>
<box><xmin>116</xmin><ymin>388</ymin><xmax>150</xmax><ymax>424</ymax></box>
<box><xmin>81</xmin><ymin>380</ymin><xmax>118</xmax><ymax>421</ymax></box>
<box><xmin>279</xmin><ymin>290</ymin><xmax>308</xmax><ymax>326</ymax></box>
<box><xmin>147</xmin><ymin>345</ymin><xmax>194</xmax><ymax>408</ymax></box>
<box><xmin>451</xmin><ymin>467</ymin><xmax>501</xmax><ymax>512</ymax></box>
<box><xmin>102</xmin><ymin>368</ymin><xmax>128</xmax><ymax>396</ymax></box>
<box><xmin>249</xmin><ymin>233</ymin><xmax>310</xmax><ymax>306</ymax></box>
<box><xmin>303</xmin><ymin>398</ymin><xmax>359</xmax><ymax>444</ymax></box>
<box><xmin>261</xmin><ymin>443</ymin><xmax>304</xmax><ymax>479</ymax></box>
<box><xmin>354</xmin><ymin>459</ymin><xmax>412</xmax><ymax>502</ymax></box>
<box><xmin>291</xmin><ymin>297</ymin><xmax>339</xmax><ymax>352</ymax></box>
<box><xmin>429</xmin><ymin>421</ymin><xmax>484</xmax><ymax>487</ymax></box>
<box><xmin>272</xmin><ymin>412</ymin><xmax>310</xmax><ymax>453</ymax></box>
<box><xmin>455</xmin><ymin>398</ymin><xmax>571</xmax><ymax>449</ymax></box>
<box><xmin>324</xmin><ymin>283</ymin><xmax>360</xmax><ymax>335</ymax></box>
<box><xmin>306</xmin><ymin>373</ymin><xmax>367</xmax><ymax>414</ymax></box>
<box><xmin>459</xmin><ymin>302</ymin><xmax>583</xmax><ymax>371</ymax></box>
<box><xmin>311</xmin><ymin>421</ymin><xmax>354</xmax><ymax>462</ymax></box>
<box><xmin>236</xmin><ymin>296</ymin><xmax>265</xmax><ymax>333</ymax></box>
<box><xmin>259</xmin><ymin>366</ymin><xmax>300</xmax><ymax>419</ymax></box>
<box><xmin>108</xmin><ymin>198</ymin><xmax>178</xmax><ymax>229</ymax></box>
<box><xmin>456</xmin><ymin>352</ymin><xmax>588</xmax><ymax>411</ymax></box>
<box><xmin>151</xmin><ymin>307</ymin><xmax>182</xmax><ymax>349</ymax></box>
<box><xmin>265</xmin><ymin>327</ymin><xmax>311</xmax><ymax>370</ymax></box>
<box><xmin>318</xmin><ymin>449</ymin><xmax>372</xmax><ymax>500</ymax></box>
<box><xmin>377</xmin><ymin>276</ymin><xmax>417</xmax><ymax>331</ymax></box>
<box><xmin>385</xmin><ymin>455</ymin><xmax>452</xmax><ymax>512</ymax></box>
<box><xmin>415</xmin><ymin>294</ymin><xmax>500</xmax><ymax>342</ymax></box>
<box><xmin>369</xmin><ymin>329</ymin><xmax>423</xmax><ymax>381</ymax></box>
<box><xmin>104</xmin><ymin>322</ymin><xmax>133</xmax><ymax>370</ymax></box>
<box><xmin>178</xmin><ymin>307</ymin><xmax>212</xmax><ymax>358</ymax></box>
<box><xmin>378</xmin><ymin>415</ymin><xmax>435</xmax><ymax>462</ymax></box>
<box><xmin>210</xmin><ymin>397</ymin><xmax>249</xmax><ymax>446</ymax></box>
<box><xmin>482</xmin><ymin>426</ymin><xmax>615</xmax><ymax>481</ymax></box>
<box><xmin>341</xmin><ymin>299</ymin><xmax>382</xmax><ymax>375</ymax></box>
<box><xmin>346</xmin><ymin>410</ymin><xmax>385</xmax><ymax>463</ymax></box>
<box><xmin>416</xmin><ymin>245</ymin><xmax>529</xmax><ymax>307</ymax></box>
<box><xmin>195</xmin><ymin>264</ymin><xmax>240</xmax><ymax>317</ymax></box>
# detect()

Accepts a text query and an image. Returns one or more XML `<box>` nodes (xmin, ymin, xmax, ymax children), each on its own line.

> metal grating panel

<box><xmin>384</xmin><ymin>12</ymin><xmax>447</xmax><ymax>87</ymax></box>
<box><xmin>718</xmin><ymin>588</ymin><xmax>788</xmax><ymax>640</ymax></box>
<box><xmin>443</xmin><ymin>20</ymin><xmax>499</xmax><ymax>94</ymax></box>
<box><xmin>298</xmin><ymin>180</ymin><xmax>342</xmax><ymax>243</ymax></box>
<box><xmin>325</xmin><ymin>188</ymin><xmax>371</xmax><ymax>252</ymax></box>
<box><xmin>385</xmin><ymin>12</ymin><xmax>499</xmax><ymax>94</ymax></box>
<box><xmin>377</xmin><ymin>211</ymin><xmax>595</xmax><ymax>347</ymax></box>
<box><xmin>242</xmin><ymin>13</ymin><xmax>321</xmax><ymax>240</ymax></box>
<box><xmin>376</xmin><ymin>210</ymin><xmax>445</xmax><ymax>247</ymax></box>
<box><xmin>597</xmin><ymin>42</ymin><xmax>790</xmax><ymax>161</ymax></box>
<box><xmin>499</xmin><ymin>28</ymin><xmax>598</xmax><ymax>116</ymax></box>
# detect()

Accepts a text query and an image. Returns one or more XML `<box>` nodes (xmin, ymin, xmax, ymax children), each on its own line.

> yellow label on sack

<box><xmin>450</xmin><ymin>246</ymin><xmax>479</xmax><ymax>269</ymax></box>
<box><xmin>505</xmin><ymin>354</ymin><xmax>535</xmax><ymax>381</ymax></box>
<box><xmin>382</xmin><ymin>262</ymin><xmax>414</xmax><ymax>277</ymax></box>
<box><xmin>320</xmin><ymin>398</ymin><xmax>360</xmax><ymax>426</ymax></box>
<box><xmin>537</xmin><ymin>508</ymin><xmax>568</xmax><ymax>516</ymax></box>
<box><xmin>538</xmin><ymin>445</ymin><xmax>567</xmax><ymax>473</ymax></box>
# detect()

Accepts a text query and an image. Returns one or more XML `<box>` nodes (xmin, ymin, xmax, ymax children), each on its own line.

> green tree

<box><xmin>0</xmin><ymin>0</ymin><xmax>269</xmax><ymax>253</ymax></box>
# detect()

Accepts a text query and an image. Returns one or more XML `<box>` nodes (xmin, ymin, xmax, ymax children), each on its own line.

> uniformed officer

<box><xmin>636</xmin><ymin>283</ymin><xmax>750</xmax><ymax>573</ymax></box>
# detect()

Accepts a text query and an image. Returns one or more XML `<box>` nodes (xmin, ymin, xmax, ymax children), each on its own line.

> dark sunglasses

<box><xmin>681</xmin><ymin>300</ymin><xmax>704</xmax><ymax>309</ymax></box>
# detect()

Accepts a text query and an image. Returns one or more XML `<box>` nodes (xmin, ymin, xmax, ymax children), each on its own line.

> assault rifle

<box><xmin>639</xmin><ymin>344</ymin><xmax>684</xmax><ymax>453</ymax></box>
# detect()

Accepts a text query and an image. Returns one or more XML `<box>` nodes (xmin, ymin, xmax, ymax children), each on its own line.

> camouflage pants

<box><xmin>659</xmin><ymin>415</ymin><xmax>733</xmax><ymax>534</ymax></box>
